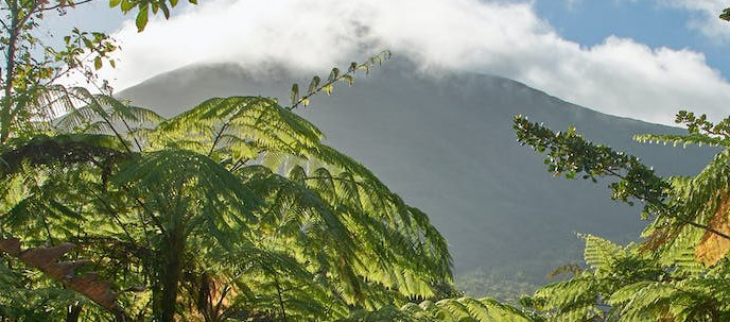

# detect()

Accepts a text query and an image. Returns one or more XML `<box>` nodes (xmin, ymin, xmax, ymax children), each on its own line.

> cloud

<box><xmin>98</xmin><ymin>0</ymin><xmax>730</xmax><ymax>125</ymax></box>
<box><xmin>658</xmin><ymin>0</ymin><xmax>730</xmax><ymax>41</ymax></box>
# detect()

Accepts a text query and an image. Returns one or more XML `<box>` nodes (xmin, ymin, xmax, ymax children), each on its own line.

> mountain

<box><xmin>118</xmin><ymin>58</ymin><xmax>716</xmax><ymax>290</ymax></box>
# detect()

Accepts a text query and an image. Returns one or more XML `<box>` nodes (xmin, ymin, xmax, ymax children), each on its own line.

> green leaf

<box><xmin>109</xmin><ymin>0</ymin><xmax>121</xmax><ymax>8</ymax></box>
<box><xmin>136</xmin><ymin>5</ymin><xmax>149</xmax><ymax>32</ymax></box>
<box><xmin>120</xmin><ymin>0</ymin><xmax>133</xmax><ymax>12</ymax></box>
<box><xmin>328</xmin><ymin>68</ymin><xmax>340</xmax><ymax>82</ymax></box>
<box><xmin>323</xmin><ymin>84</ymin><xmax>334</xmax><ymax>96</ymax></box>
<box><xmin>308</xmin><ymin>76</ymin><xmax>320</xmax><ymax>94</ymax></box>
<box><xmin>290</xmin><ymin>83</ymin><xmax>299</xmax><ymax>106</ymax></box>
<box><xmin>160</xmin><ymin>3</ymin><xmax>170</xmax><ymax>18</ymax></box>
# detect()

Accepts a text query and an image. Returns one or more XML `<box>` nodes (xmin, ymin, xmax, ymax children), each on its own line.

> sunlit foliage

<box><xmin>515</xmin><ymin>110</ymin><xmax>730</xmax><ymax>322</ymax></box>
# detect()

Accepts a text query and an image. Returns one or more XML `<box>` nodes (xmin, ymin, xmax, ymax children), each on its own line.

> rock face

<box><xmin>119</xmin><ymin>58</ymin><xmax>715</xmax><ymax>284</ymax></box>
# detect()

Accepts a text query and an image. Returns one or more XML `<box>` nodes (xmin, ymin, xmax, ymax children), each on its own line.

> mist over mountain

<box><xmin>118</xmin><ymin>58</ymin><xmax>715</xmax><ymax>290</ymax></box>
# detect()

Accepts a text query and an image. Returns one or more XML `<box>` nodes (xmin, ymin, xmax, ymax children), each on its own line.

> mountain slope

<box><xmin>118</xmin><ymin>59</ymin><xmax>715</xmax><ymax>287</ymax></box>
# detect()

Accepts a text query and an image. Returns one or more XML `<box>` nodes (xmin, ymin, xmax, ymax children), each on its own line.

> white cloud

<box><xmin>98</xmin><ymin>0</ymin><xmax>730</xmax><ymax>125</ymax></box>
<box><xmin>658</xmin><ymin>0</ymin><xmax>730</xmax><ymax>41</ymax></box>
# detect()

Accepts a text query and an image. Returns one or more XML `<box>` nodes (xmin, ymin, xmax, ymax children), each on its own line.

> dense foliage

<box><xmin>0</xmin><ymin>64</ymin><xmax>466</xmax><ymax>321</ymax></box>
<box><xmin>513</xmin><ymin>111</ymin><xmax>730</xmax><ymax>322</ymax></box>
<box><xmin>3</xmin><ymin>1</ymin><xmax>730</xmax><ymax>321</ymax></box>
<box><xmin>0</xmin><ymin>1</ymin><xmax>468</xmax><ymax>320</ymax></box>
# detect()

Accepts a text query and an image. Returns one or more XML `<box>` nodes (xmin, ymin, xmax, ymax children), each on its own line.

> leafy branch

<box><xmin>287</xmin><ymin>50</ymin><xmax>391</xmax><ymax>110</ymax></box>
<box><xmin>513</xmin><ymin>115</ymin><xmax>730</xmax><ymax>241</ymax></box>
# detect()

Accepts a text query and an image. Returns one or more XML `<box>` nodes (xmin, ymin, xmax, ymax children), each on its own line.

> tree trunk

<box><xmin>158</xmin><ymin>226</ymin><xmax>185</xmax><ymax>322</ymax></box>
<box><xmin>65</xmin><ymin>305</ymin><xmax>82</xmax><ymax>322</ymax></box>
<box><xmin>1</xmin><ymin>0</ymin><xmax>20</xmax><ymax>144</ymax></box>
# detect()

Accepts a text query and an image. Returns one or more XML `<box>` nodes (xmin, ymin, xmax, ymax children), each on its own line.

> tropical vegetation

<box><xmin>3</xmin><ymin>0</ymin><xmax>730</xmax><ymax>321</ymax></box>
<box><xmin>0</xmin><ymin>0</ymin><xmax>461</xmax><ymax>320</ymax></box>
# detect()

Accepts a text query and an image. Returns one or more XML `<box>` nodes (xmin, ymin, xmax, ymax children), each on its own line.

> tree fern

<box><xmin>0</xmin><ymin>57</ymin><xmax>458</xmax><ymax>321</ymax></box>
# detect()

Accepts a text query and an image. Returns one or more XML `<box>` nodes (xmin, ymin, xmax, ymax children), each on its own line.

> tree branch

<box><xmin>287</xmin><ymin>51</ymin><xmax>390</xmax><ymax>110</ymax></box>
<box><xmin>604</xmin><ymin>169</ymin><xmax>730</xmax><ymax>241</ymax></box>
<box><xmin>39</xmin><ymin>0</ymin><xmax>96</xmax><ymax>12</ymax></box>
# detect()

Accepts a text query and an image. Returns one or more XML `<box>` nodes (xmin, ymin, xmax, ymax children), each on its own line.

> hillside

<box><xmin>118</xmin><ymin>58</ymin><xmax>716</xmax><ymax>291</ymax></box>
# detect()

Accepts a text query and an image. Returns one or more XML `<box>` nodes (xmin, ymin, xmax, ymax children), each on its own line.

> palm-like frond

<box><xmin>339</xmin><ymin>297</ymin><xmax>534</xmax><ymax>322</ymax></box>
<box><xmin>140</xmin><ymin>94</ymin><xmax>452</xmax><ymax>303</ymax></box>
<box><xmin>1</xmin><ymin>57</ymin><xmax>457</xmax><ymax>321</ymax></box>
<box><xmin>526</xmin><ymin>234</ymin><xmax>730</xmax><ymax>322</ymax></box>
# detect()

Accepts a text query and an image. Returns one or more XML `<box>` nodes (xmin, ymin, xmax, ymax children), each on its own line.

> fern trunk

<box><xmin>64</xmin><ymin>305</ymin><xmax>82</xmax><ymax>322</ymax></box>
<box><xmin>65</xmin><ymin>305</ymin><xmax>83</xmax><ymax>322</ymax></box>
<box><xmin>158</xmin><ymin>226</ymin><xmax>186</xmax><ymax>322</ymax></box>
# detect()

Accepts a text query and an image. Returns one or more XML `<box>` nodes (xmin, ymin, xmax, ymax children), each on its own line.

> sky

<box><xmin>44</xmin><ymin>0</ymin><xmax>730</xmax><ymax>125</ymax></box>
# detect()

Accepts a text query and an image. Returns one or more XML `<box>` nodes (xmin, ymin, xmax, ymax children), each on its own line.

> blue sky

<box><xmin>49</xmin><ymin>0</ymin><xmax>730</xmax><ymax>125</ymax></box>
<box><xmin>535</xmin><ymin>1</ymin><xmax>730</xmax><ymax>76</ymax></box>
